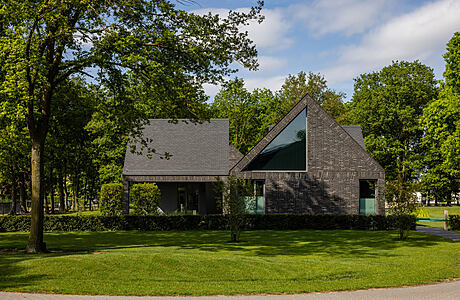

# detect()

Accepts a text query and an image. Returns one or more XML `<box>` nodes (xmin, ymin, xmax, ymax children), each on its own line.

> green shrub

<box><xmin>130</xmin><ymin>183</ymin><xmax>161</xmax><ymax>215</ymax></box>
<box><xmin>0</xmin><ymin>214</ymin><xmax>416</xmax><ymax>232</ymax></box>
<box><xmin>449</xmin><ymin>215</ymin><xmax>460</xmax><ymax>230</ymax></box>
<box><xmin>99</xmin><ymin>183</ymin><xmax>123</xmax><ymax>216</ymax></box>
<box><xmin>415</xmin><ymin>206</ymin><xmax>430</xmax><ymax>218</ymax></box>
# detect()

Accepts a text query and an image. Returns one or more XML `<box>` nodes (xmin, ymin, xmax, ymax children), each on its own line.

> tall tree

<box><xmin>443</xmin><ymin>32</ymin><xmax>460</xmax><ymax>94</ymax></box>
<box><xmin>420</xmin><ymin>32</ymin><xmax>460</xmax><ymax>204</ymax></box>
<box><xmin>211</xmin><ymin>79</ymin><xmax>264</xmax><ymax>154</ymax></box>
<box><xmin>420</xmin><ymin>89</ymin><xmax>459</xmax><ymax>204</ymax></box>
<box><xmin>0</xmin><ymin>0</ymin><xmax>263</xmax><ymax>252</ymax></box>
<box><xmin>277</xmin><ymin>71</ymin><xmax>348</xmax><ymax>122</ymax></box>
<box><xmin>348</xmin><ymin>61</ymin><xmax>438</xmax><ymax>181</ymax></box>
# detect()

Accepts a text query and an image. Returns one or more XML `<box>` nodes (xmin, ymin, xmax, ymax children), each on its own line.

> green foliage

<box><xmin>277</xmin><ymin>71</ymin><xmax>348</xmax><ymax>123</ymax></box>
<box><xmin>385</xmin><ymin>180</ymin><xmax>418</xmax><ymax>240</ymax></box>
<box><xmin>0</xmin><ymin>214</ymin><xmax>415</xmax><ymax>232</ymax></box>
<box><xmin>449</xmin><ymin>215</ymin><xmax>460</xmax><ymax>230</ymax></box>
<box><xmin>415</xmin><ymin>206</ymin><xmax>430</xmax><ymax>218</ymax></box>
<box><xmin>349</xmin><ymin>61</ymin><xmax>438</xmax><ymax>181</ymax></box>
<box><xmin>443</xmin><ymin>32</ymin><xmax>460</xmax><ymax>93</ymax></box>
<box><xmin>211</xmin><ymin>72</ymin><xmax>348</xmax><ymax>154</ymax></box>
<box><xmin>130</xmin><ymin>183</ymin><xmax>161</xmax><ymax>215</ymax></box>
<box><xmin>99</xmin><ymin>183</ymin><xmax>124</xmax><ymax>216</ymax></box>
<box><xmin>420</xmin><ymin>88</ymin><xmax>460</xmax><ymax>203</ymax></box>
<box><xmin>214</xmin><ymin>176</ymin><xmax>253</xmax><ymax>242</ymax></box>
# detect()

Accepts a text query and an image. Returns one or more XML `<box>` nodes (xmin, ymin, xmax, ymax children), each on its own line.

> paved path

<box><xmin>1</xmin><ymin>281</ymin><xmax>460</xmax><ymax>300</ymax></box>
<box><xmin>416</xmin><ymin>225</ymin><xmax>460</xmax><ymax>241</ymax></box>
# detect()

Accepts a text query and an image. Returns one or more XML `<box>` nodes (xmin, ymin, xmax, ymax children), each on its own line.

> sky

<box><xmin>177</xmin><ymin>0</ymin><xmax>460</xmax><ymax>101</ymax></box>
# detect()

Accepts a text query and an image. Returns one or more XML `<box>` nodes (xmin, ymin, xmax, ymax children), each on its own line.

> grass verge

<box><xmin>1</xmin><ymin>230</ymin><xmax>459</xmax><ymax>296</ymax></box>
<box><xmin>417</xmin><ymin>206</ymin><xmax>460</xmax><ymax>228</ymax></box>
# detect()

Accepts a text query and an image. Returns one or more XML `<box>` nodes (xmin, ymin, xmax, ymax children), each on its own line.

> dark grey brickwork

<box><xmin>231</xmin><ymin>94</ymin><xmax>385</xmax><ymax>215</ymax></box>
<box><xmin>122</xmin><ymin>94</ymin><xmax>385</xmax><ymax>216</ymax></box>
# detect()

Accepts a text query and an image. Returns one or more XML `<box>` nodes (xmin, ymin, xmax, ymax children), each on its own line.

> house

<box><xmin>122</xmin><ymin>94</ymin><xmax>385</xmax><ymax>215</ymax></box>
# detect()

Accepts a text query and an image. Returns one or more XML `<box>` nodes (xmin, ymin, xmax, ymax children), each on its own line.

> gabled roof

<box><xmin>231</xmin><ymin>93</ymin><xmax>384</xmax><ymax>173</ymax></box>
<box><xmin>123</xmin><ymin>119</ymin><xmax>229</xmax><ymax>176</ymax></box>
<box><xmin>342</xmin><ymin>125</ymin><xmax>366</xmax><ymax>149</ymax></box>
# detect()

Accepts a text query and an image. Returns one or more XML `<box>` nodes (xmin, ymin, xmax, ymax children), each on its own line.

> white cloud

<box><xmin>321</xmin><ymin>0</ymin><xmax>460</xmax><ymax>84</ymax></box>
<box><xmin>244</xmin><ymin>75</ymin><xmax>286</xmax><ymax>92</ymax></box>
<box><xmin>202</xmin><ymin>83</ymin><xmax>222</xmax><ymax>99</ymax></box>
<box><xmin>192</xmin><ymin>7</ymin><xmax>293</xmax><ymax>52</ymax></box>
<box><xmin>255</xmin><ymin>56</ymin><xmax>288</xmax><ymax>73</ymax></box>
<box><xmin>290</xmin><ymin>0</ymin><xmax>394</xmax><ymax>36</ymax></box>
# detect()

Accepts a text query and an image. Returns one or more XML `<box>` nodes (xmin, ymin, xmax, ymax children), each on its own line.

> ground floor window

<box><xmin>359</xmin><ymin>179</ymin><xmax>376</xmax><ymax>215</ymax></box>
<box><xmin>177</xmin><ymin>184</ymin><xmax>199</xmax><ymax>213</ymax></box>
<box><xmin>243</xmin><ymin>180</ymin><xmax>265</xmax><ymax>214</ymax></box>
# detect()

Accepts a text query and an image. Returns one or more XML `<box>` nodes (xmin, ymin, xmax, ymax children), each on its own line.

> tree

<box><xmin>211</xmin><ymin>79</ymin><xmax>264</xmax><ymax>154</ymax></box>
<box><xmin>443</xmin><ymin>32</ymin><xmax>460</xmax><ymax>94</ymax></box>
<box><xmin>211</xmin><ymin>72</ymin><xmax>348</xmax><ymax>155</ymax></box>
<box><xmin>0</xmin><ymin>0</ymin><xmax>263</xmax><ymax>252</ymax></box>
<box><xmin>215</xmin><ymin>176</ymin><xmax>253</xmax><ymax>242</ymax></box>
<box><xmin>385</xmin><ymin>179</ymin><xmax>417</xmax><ymax>240</ymax></box>
<box><xmin>348</xmin><ymin>61</ymin><xmax>438</xmax><ymax>182</ymax></box>
<box><xmin>420</xmin><ymin>33</ymin><xmax>460</xmax><ymax>204</ymax></box>
<box><xmin>420</xmin><ymin>89</ymin><xmax>459</xmax><ymax>204</ymax></box>
<box><xmin>277</xmin><ymin>71</ymin><xmax>348</xmax><ymax>122</ymax></box>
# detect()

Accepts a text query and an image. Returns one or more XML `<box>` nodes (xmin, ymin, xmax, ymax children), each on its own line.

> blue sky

<box><xmin>177</xmin><ymin>0</ymin><xmax>460</xmax><ymax>101</ymax></box>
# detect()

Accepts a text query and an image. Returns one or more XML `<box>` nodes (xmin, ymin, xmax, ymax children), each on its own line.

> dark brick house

<box><xmin>122</xmin><ymin>94</ymin><xmax>385</xmax><ymax>215</ymax></box>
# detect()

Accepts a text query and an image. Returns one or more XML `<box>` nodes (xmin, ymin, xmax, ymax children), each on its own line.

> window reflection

<box><xmin>244</xmin><ymin>109</ymin><xmax>306</xmax><ymax>170</ymax></box>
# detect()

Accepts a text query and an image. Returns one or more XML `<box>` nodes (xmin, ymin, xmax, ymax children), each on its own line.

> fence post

<box><xmin>444</xmin><ymin>210</ymin><xmax>448</xmax><ymax>231</ymax></box>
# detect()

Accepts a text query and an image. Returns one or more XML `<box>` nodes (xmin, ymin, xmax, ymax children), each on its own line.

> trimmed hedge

<box><xmin>449</xmin><ymin>215</ymin><xmax>460</xmax><ymax>230</ymax></box>
<box><xmin>0</xmin><ymin>214</ymin><xmax>416</xmax><ymax>232</ymax></box>
<box><xmin>130</xmin><ymin>183</ymin><xmax>161</xmax><ymax>215</ymax></box>
<box><xmin>99</xmin><ymin>183</ymin><xmax>124</xmax><ymax>216</ymax></box>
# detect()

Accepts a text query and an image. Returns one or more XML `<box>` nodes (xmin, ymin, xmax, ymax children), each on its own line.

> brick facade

<box><xmin>231</xmin><ymin>95</ymin><xmax>385</xmax><ymax>215</ymax></box>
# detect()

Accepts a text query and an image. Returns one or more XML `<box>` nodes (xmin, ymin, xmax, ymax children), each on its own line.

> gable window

<box><xmin>244</xmin><ymin>109</ymin><xmax>306</xmax><ymax>171</ymax></box>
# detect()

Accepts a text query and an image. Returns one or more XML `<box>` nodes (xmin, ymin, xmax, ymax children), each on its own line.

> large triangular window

<box><xmin>243</xmin><ymin>109</ymin><xmax>306</xmax><ymax>171</ymax></box>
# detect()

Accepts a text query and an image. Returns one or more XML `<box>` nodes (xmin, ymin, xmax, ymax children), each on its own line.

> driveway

<box><xmin>1</xmin><ymin>281</ymin><xmax>459</xmax><ymax>300</ymax></box>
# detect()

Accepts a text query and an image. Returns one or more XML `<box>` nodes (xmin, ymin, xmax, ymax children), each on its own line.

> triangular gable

<box><xmin>231</xmin><ymin>93</ymin><xmax>384</xmax><ymax>174</ymax></box>
<box><xmin>231</xmin><ymin>95</ymin><xmax>309</xmax><ymax>173</ymax></box>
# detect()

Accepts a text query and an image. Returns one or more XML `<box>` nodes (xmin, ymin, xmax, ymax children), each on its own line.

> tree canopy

<box><xmin>348</xmin><ymin>61</ymin><xmax>438</xmax><ymax>181</ymax></box>
<box><xmin>0</xmin><ymin>0</ymin><xmax>263</xmax><ymax>252</ymax></box>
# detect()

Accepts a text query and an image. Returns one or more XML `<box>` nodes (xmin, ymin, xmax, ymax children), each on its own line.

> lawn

<box><xmin>417</xmin><ymin>206</ymin><xmax>460</xmax><ymax>229</ymax></box>
<box><xmin>0</xmin><ymin>230</ymin><xmax>459</xmax><ymax>296</ymax></box>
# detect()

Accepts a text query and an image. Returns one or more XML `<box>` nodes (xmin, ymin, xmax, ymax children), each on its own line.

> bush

<box><xmin>130</xmin><ymin>183</ymin><xmax>161</xmax><ymax>215</ymax></box>
<box><xmin>99</xmin><ymin>183</ymin><xmax>123</xmax><ymax>216</ymax></box>
<box><xmin>449</xmin><ymin>215</ymin><xmax>460</xmax><ymax>230</ymax></box>
<box><xmin>0</xmin><ymin>214</ymin><xmax>416</xmax><ymax>232</ymax></box>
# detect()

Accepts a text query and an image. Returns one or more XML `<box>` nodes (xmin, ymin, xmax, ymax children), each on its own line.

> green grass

<box><xmin>0</xmin><ymin>230</ymin><xmax>459</xmax><ymax>296</ymax></box>
<box><xmin>417</xmin><ymin>206</ymin><xmax>460</xmax><ymax>228</ymax></box>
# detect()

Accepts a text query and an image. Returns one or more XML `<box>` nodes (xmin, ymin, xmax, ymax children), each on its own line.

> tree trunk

<box><xmin>26</xmin><ymin>140</ymin><xmax>46</xmax><ymax>253</ymax></box>
<box><xmin>20</xmin><ymin>172</ymin><xmax>27</xmax><ymax>213</ymax></box>
<box><xmin>9</xmin><ymin>172</ymin><xmax>17</xmax><ymax>215</ymax></box>
<box><xmin>58</xmin><ymin>171</ymin><xmax>65</xmax><ymax>213</ymax></box>
<box><xmin>50</xmin><ymin>181</ymin><xmax>55</xmax><ymax>214</ymax></box>
<box><xmin>44</xmin><ymin>182</ymin><xmax>49</xmax><ymax>214</ymax></box>
<box><xmin>63</xmin><ymin>164</ymin><xmax>69</xmax><ymax>211</ymax></box>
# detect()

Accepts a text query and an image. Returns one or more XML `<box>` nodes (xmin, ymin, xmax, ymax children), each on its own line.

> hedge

<box><xmin>0</xmin><ymin>214</ymin><xmax>416</xmax><ymax>232</ymax></box>
<box><xmin>130</xmin><ymin>183</ymin><xmax>161</xmax><ymax>215</ymax></box>
<box><xmin>99</xmin><ymin>183</ymin><xmax>124</xmax><ymax>216</ymax></box>
<box><xmin>449</xmin><ymin>215</ymin><xmax>460</xmax><ymax>230</ymax></box>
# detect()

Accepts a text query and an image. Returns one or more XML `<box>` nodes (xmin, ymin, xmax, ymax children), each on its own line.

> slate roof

<box><xmin>342</xmin><ymin>125</ymin><xmax>366</xmax><ymax>149</ymax></box>
<box><xmin>123</xmin><ymin>119</ymin><xmax>229</xmax><ymax>176</ymax></box>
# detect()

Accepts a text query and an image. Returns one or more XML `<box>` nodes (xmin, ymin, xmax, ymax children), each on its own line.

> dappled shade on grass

<box><xmin>0</xmin><ymin>230</ymin><xmax>459</xmax><ymax>295</ymax></box>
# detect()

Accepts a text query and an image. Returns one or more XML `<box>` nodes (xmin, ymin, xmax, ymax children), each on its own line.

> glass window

<box><xmin>359</xmin><ymin>180</ymin><xmax>376</xmax><ymax>215</ymax></box>
<box><xmin>244</xmin><ymin>109</ymin><xmax>306</xmax><ymax>171</ymax></box>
